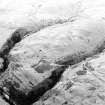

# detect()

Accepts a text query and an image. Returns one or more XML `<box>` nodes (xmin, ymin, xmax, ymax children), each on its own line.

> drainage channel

<box><xmin>8</xmin><ymin>65</ymin><xmax>67</xmax><ymax>105</ymax></box>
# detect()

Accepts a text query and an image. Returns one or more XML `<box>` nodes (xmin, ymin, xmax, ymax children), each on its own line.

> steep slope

<box><xmin>0</xmin><ymin>0</ymin><xmax>105</xmax><ymax>105</ymax></box>
<box><xmin>35</xmin><ymin>50</ymin><xmax>105</xmax><ymax>105</ymax></box>
<box><xmin>0</xmin><ymin>18</ymin><xmax>105</xmax><ymax>105</ymax></box>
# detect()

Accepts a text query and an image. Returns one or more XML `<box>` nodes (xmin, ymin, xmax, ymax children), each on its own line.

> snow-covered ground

<box><xmin>1</xmin><ymin>0</ymin><xmax>105</xmax><ymax>105</ymax></box>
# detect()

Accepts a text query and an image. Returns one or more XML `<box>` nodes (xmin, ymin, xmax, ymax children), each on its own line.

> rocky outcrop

<box><xmin>0</xmin><ymin>18</ymin><xmax>105</xmax><ymax>105</ymax></box>
<box><xmin>35</xmin><ymin>50</ymin><xmax>105</xmax><ymax>105</ymax></box>
<box><xmin>0</xmin><ymin>0</ymin><xmax>105</xmax><ymax>105</ymax></box>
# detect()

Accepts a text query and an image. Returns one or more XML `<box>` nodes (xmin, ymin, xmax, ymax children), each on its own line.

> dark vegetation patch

<box><xmin>0</xmin><ymin>87</ymin><xmax>15</xmax><ymax>105</ymax></box>
<box><xmin>8</xmin><ymin>66</ymin><xmax>67</xmax><ymax>105</ymax></box>
<box><xmin>64</xmin><ymin>81</ymin><xmax>74</xmax><ymax>90</ymax></box>
<box><xmin>0</xmin><ymin>28</ymin><xmax>31</xmax><ymax>72</ymax></box>
<box><xmin>0</xmin><ymin>28</ymin><xmax>32</xmax><ymax>105</ymax></box>
<box><xmin>62</xmin><ymin>101</ymin><xmax>68</xmax><ymax>105</ymax></box>
<box><xmin>41</xmin><ymin>89</ymin><xmax>61</xmax><ymax>101</ymax></box>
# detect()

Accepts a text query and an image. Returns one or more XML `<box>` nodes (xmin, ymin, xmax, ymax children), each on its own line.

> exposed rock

<box><xmin>0</xmin><ymin>0</ymin><xmax>105</xmax><ymax>105</ymax></box>
<box><xmin>35</xmin><ymin>51</ymin><xmax>105</xmax><ymax>105</ymax></box>
<box><xmin>2</xmin><ymin>18</ymin><xmax>105</xmax><ymax>104</ymax></box>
